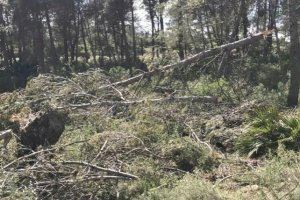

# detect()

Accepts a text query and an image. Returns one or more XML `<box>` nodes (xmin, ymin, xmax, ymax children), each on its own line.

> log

<box><xmin>99</xmin><ymin>30</ymin><xmax>273</xmax><ymax>90</ymax></box>
<box><xmin>11</xmin><ymin>109</ymin><xmax>68</xmax><ymax>156</ymax></box>
<box><xmin>65</xmin><ymin>95</ymin><xmax>220</xmax><ymax>109</ymax></box>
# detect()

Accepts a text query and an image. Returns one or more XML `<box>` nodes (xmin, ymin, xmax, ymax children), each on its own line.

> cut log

<box><xmin>99</xmin><ymin>30</ymin><xmax>273</xmax><ymax>90</ymax></box>
<box><xmin>65</xmin><ymin>95</ymin><xmax>220</xmax><ymax>109</ymax></box>
<box><xmin>11</xmin><ymin>109</ymin><xmax>68</xmax><ymax>156</ymax></box>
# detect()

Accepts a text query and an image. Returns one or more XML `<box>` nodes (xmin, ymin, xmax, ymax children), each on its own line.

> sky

<box><xmin>135</xmin><ymin>1</ymin><xmax>171</xmax><ymax>33</ymax></box>
<box><xmin>135</xmin><ymin>1</ymin><xmax>152</xmax><ymax>32</ymax></box>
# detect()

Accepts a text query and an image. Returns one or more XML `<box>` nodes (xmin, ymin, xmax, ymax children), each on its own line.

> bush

<box><xmin>163</xmin><ymin>137</ymin><xmax>215</xmax><ymax>172</ymax></box>
<box><xmin>72</xmin><ymin>61</ymin><xmax>91</xmax><ymax>73</ymax></box>
<box><xmin>147</xmin><ymin>174</ymin><xmax>221</xmax><ymax>200</ymax></box>
<box><xmin>235</xmin><ymin>106</ymin><xmax>300</xmax><ymax>157</ymax></box>
<box><xmin>232</xmin><ymin>148</ymin><xmax>300</xmax><ymax>200</ymax></box>
<box><xmin>249</xmin><ymin>82</ymin><xmax>288</xmax><ymax>106</ymax></box>
<box><xmin>108</xmin><ymin>66</ymin><xmax>129</xmax><ymax>81</ymax></box>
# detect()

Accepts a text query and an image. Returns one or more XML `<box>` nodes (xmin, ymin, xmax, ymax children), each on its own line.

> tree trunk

<box><xmin>0</xmin><ymin>4</ymin><xmax>10</xmax><ymax>68</ymax></box>
<box><xmin>63</xmin><ymin>26</ymin><xmax>69</xmax><ymax>63</ymax></box>
<box><xmin>130</xmin><ymin>0</ymin><xmax>137</xmax><ymax>68</ymax></box>
<box><xmin>287</xmin><ymin>0</ymin><xmax>300</xmax><ymax>107</ymax></box>
<box><xmin>33</xmin><ymin>11</ymin><xmax>47</xmax><ymax>73</ymax></box>
<box><xmin>148</xmin><ymin>0</ymin><xmax>156</xmax><ymax>60</ymax></box>
<box><xmin>45</xmin><ymin>6</ymin><xmax>59</xmax><ymax>67</ymax></box>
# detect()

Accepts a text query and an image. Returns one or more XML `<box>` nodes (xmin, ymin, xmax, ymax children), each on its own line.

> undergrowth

<box><xmin>236</xmin><ymin>106</ymin><xmax>300</xmax><ymax>157</ymax></box>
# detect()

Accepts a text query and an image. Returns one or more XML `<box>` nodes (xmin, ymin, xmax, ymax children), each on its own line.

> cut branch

<box><xmin>61</xmin><ymin>161</ymin><xmax>138</xmax><ymax>180</ymax></box>
<box><xmin>64</xmin><ymin>95</ymin><xmax>219</xmax><ymax>109</ymax></box>
<box><xmin>99</xmin><ymin>30</ymin><xmax>273</xmax><ymax>90</ymax></box>
<box><xmin>35</xmin><ymin>176</ymin><xmax>130</xmax><ymax>186</ymax></box>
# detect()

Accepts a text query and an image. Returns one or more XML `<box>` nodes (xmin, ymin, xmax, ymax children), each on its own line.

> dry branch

<box><xmin>65</xmin><ymin>95</ymin><xmax>219</xmax><ymax>109</ymax></box>
<box><xmin>99</xmin><ymin>30</ymin><xmax>273</xmax><ymax>90</ymax></box>
<box><xmin>2</xmin><ymin>140</ymin><xmax>88</xmax><ymax>170</ymax></box>
<box><xmin>35</xmin><ymin>176</ymin><xmax>130</xmax><ymax>186</ymax></box>
<box><xmin>62</xmin><ymin>161</ymin><xmax>138</xmax><ymax>180</ymax></box>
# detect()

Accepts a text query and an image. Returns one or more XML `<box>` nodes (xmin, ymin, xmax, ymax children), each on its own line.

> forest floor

<box><xmin>0</xmin><ymin>69</ymin><xmax>300</xmax><ymax>199</ymax></box>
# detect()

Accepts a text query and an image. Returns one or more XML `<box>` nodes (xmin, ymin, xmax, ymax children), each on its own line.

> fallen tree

<box><xmin>63</xmin><ymin>95</ymin><xmax>220</xmax><ymax>109</ymax></box>
<box><xmin>99</xmin><ymin>30</ymin><xmax>273</xmax><ymax>90</ymax></box>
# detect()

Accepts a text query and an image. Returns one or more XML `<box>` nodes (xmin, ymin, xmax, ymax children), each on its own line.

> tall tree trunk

<box><xmin>45</xmin><ymin>6</ymin><xmax>59</xmax><ymax>67</ymax></box>
<box><xmin>33</xmin><ymin>11</ymin><xmax>47</xmax><ymax>73</ymax></box>
<box><xmin>62</xmin><ymin>26</ymin><xmax>69</xmax><ymax>63</ymax></box>
<box><xmin>177</xmin><ymin>1</ymin><xmax>184</xmax><ymax>60</ymax></box>
<box><xmin>80</xmin><ymin>13</ymin><xmax>89</xmax><ymax>63</ymax></box>
<box><xmin>287</xmin><ymin>0</ymin><xmax>300</xmax><ymax>107</ymax></box>
<box><xmin>85</xmin><ymin>21</ymin><xmax>96</xmax><ymax>65</ymax></box>
<box><xmin>121</xmin><ymin>18</ymin><xmax>131</xmax><ymax>67</ymax></box>
<box><xmin>130</xmin><ymin>0</ymin><xmax>137</xmax><ymax>68</ymax></box>
<box><xmin>0</xmin><ymin>4</ymin><xmax>10</xmax><ymax>68</ymax></box>
<box><xmin>148</xmin><ymin>0</ymin><xmax>156</xmax><ymax>60</ymax></box>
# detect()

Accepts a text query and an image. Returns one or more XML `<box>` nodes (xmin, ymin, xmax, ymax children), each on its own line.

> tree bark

<box><xmin>130</xmin><ymin>0</ymin><xmax>137</xmax><ymax>68</ymax></box>
<box><xmin>287</xmin><ymin>0</ymin><xmax>300</xmax><ymax>107</ymax></box>
<box><xmin>45</xmin><ymin>6</ymin><xmax>59</xmax><ymax>67</ymax></box>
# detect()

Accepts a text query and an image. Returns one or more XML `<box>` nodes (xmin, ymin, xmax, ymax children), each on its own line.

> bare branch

<box><xmin>64</xmin><ymin>95</ymin><xmax>219</xmax><ymax>109</ymax></box>
<box><xmin>61</xmin><ymin>161</ymin><xmax>138</xmax><ymax>180</ymax></box>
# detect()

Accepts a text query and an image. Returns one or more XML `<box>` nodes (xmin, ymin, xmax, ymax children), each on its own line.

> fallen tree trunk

<box><xmin>99</xmin><ymin>30</ymin><xmax>273</xmax><ymax>90</ymax></box>
<box><xmin>64</xmin><ymin>95</ymin><xmax>220</xmax><ymax>109</ymax></box>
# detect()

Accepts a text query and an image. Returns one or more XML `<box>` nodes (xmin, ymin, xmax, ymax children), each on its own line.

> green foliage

<box><xmin>108</xmin><ymin>66</ymin><xmax>129</xmax><ymax>81</ymax></box>
<box><xmin>120</xmin><ymin>158</ymin><xmax>163</xmax><ymax>199</ymax></box>
<box><xmin>146</xmin><ymin>174</ymin><xmax>221</xmax><ymax>200</ymax></box>
<box><xmin>231</xmin><ymin>148</ymin><xmax>300</xmax><ymax>200</ymax></box>
<box><xmin>72</xmin><ymin>61</ymin><xmax>91</xmax><ymax>73</ymax></box>
<box><xmin>257</xmin><ymin>63</ymin><xmax>287</xmax><ymax>90</ymax></box>
<box><xmin>236</xmin><ymin>107</ymin><xmax>300</xmax><ymax>157</ymax></box>
<box><xmin>249</xmin><ymin>82</ymin><xmax>288</xmax><ymax>105</ymax></box>
<box><xmin>163</xmin><ymin>137</ymin><xmax>215</xmax><ymax>172</ymax></box>
<box><xmin>190</xmin><ymin>78</ymin><xmax>229</xmax><ymax>96</ymax></box>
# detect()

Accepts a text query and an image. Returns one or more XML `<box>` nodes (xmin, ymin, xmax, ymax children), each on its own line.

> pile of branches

<box><xmin>1</xmin><ymin>139</ymin><xmax>139</xmax><ymax>199</ymax></box>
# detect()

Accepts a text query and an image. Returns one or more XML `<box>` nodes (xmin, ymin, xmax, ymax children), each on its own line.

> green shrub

<box><xmin>190</xmin><ymin>77</ymin><xmax>229</xmax><ymax>96</ymax></box>
<box><xmin>120</xmin><ymin>158</ymin><xmax>162</xmax><ymax>199</ymax></box>
<box><xmin>163</xmin><ymin>137</ymin><xmax>215</xmax><ymax>172</ymax></box>
<box><xmin>232</xmin><ymin>148</ymin><xmax>300</xmax><ymax>200</ymax></box>
<box><xmin>147</xmin><ymin>174</ymin><xmax>221</xmax><ymax>200</ymax></box>
<box><xmin>249</xmin><ymin>82</ymin><xmax>288</xmax><ymax>105</ymax></box>
<box><xmin>235</xmin><ymin>107</ymin><xmax>300</xmax><ymax>157</ymax></box>
<box><xmin>72</xmin><ymin>61</ymin><xmax>91</xmax><ymax>73</ymax></box>
<box><xmin>108</xmin><ymin>66</ymin><xmax>129</xmax><ymax>81</ymax></box>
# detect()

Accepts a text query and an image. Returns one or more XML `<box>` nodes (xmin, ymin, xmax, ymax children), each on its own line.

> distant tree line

<box><xmin>0</xmin><ymin>0</ymin><xmax>299</xmax><ymax>106</ymax></box>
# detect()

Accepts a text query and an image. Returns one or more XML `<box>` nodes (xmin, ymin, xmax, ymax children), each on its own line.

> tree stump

<box><xmin>11</xmin><ymin>109</ymin><xmax>68</xmax><ymax>156</ymax></box>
